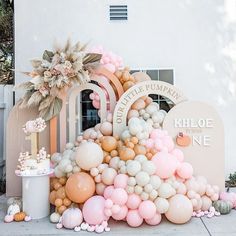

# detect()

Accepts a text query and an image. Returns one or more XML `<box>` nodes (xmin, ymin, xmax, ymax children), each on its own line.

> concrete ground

<box><xmin>0</xmin><ymin>195</ymin><xmax>235</xmax><ymax>236</ymax></box>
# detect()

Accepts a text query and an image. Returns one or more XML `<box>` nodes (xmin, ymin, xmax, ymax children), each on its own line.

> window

<box><xmin>131</xmin><ymin>69</ymin><xmax>175</xmax><ymax>112</ymax></box>
<box><xmin>80</xmin><ymin>90</ymin><xmax>100</xmax><ymax>131</ymax></box>
<box><xmin>80</xmin><ymin>69</ymin><xmax>174</xmax><ymax>132</ymax></box>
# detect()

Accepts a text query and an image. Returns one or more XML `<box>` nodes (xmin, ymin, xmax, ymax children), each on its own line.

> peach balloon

<box><xmin>65</xmin><ymin>172</ymin><xmax>95</xmax><ymax>203</ymax></box>
<box><xmin>165</xmin><ymin>194</ymin><xmax>193</xmax><ymax>224</ymax></box>
<box><xmin>119</xmin><ymin>147</ymin><xmax>135</xmax><ymax>161</ymax></box>
<box><xmin>101</xmin><ymin>136</ymin><xmax>117</xmax><ymax>152</ymax></box>
<box><xmin>75</xmin><ymin>142</ymin><xmax>103</xmax><ymax>171</ymax></box>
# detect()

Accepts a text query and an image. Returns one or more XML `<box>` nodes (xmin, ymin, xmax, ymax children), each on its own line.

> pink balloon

<box><xmin>152</xmin><ymin>152</ymin><xmax>177</xmax><ymax>179</ymax></box>
<box><xmin>105</xmin><ymin>199</ymin><xmax>113</xmax><ymax>208</ymax></box>
<box><xmin>114</xmin><ymin>174</ymin><xmax>128</xmax><ymax>189</ymax></box>
<box><xmin>82</xmin><ymin>196</ymin><xmax>109</xmax><ymax>225</ymax></box>
<box><xmin>154</xmin><ymin>139</ymin><xmax>163</xmax><ymax>151</ymax></box>
<box><xmin>112</xmin><ymin>205</ymin><xmax>128</xmax><ymax>220</ymax></box>
<box><xmin>104</xmin><ymin>63</ymin><xmax>116</xmax><ymax>73</ymax></box>
<box><xmin>171</xmin><ymin>149</ymin><xmax>184</xmax><ymax>162</ymax></box>
<box><xmin>138</xmin><ymin>200</ymin><xmax>156</xmax><ymax>220</ymax></box>
<box><xmin>150</xmin><ymin>129</ymin><xmax>164</xmax><ymax>139</ymax></box>
<box><xmin>126</xmin><ymin>210</ymin><xmax>143</xmax><ymax>227</ymax></box>
<box><xmin>162</xmin><ymin>136</ymin><xmax>174</xmax><ymax>152</ymax></box>
<box><xmin>104</xmin><ymin>186</ymin><xmax>114</xmax><ymax>199</ymax></box>
<box><xmin>126</xmin><ymin>194</ymin><xmax>141</xmax><ymax>210</ymax></box>
<box><xmin>111</xmin><ymin>204</ymin><xmax>121</xmax><ymax>214</ymax></box>
<box><xmin>92</xmin><ymin>100</ymin><xmax>100</xmax><ymax>109</ymax></box>
<box><xmin>111</xmin><ymin>188</ymin><xmax>128</xmax><ymax>206</ymax></box>
<box><xmin>95</xmin><ymin>94</ymin><xmax>100</xmax><ymax>100</ymax></box>
<box><xmin>145</xmin><ymin>213</ymin><xmax>162</xmax><ymax>226</ymax></box>
<box><xmin>177</xmin><ymin>162</ymin><xmax>193</xmax><ymax>179</ymax></box>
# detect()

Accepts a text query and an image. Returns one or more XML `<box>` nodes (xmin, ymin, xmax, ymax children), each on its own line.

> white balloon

<box><xmin>65</xmin><ymin>142</ymin><xmax>74</xmax><ymax>150</ymax></box>
<box><xmin>158</xmin><ymin>183</ymin><xmax>175</xmax><ymax>199</ymax></box>
<box><xmin>127</xmin><ymin>177</ymin><xmax>136</xmax><ymax>186</ymax></box>
<box><xmin>121</xmin><ymin>130</ymin><xmax>131</xmax><ymax>141</ymax></box>
<box><xmin>145</xmin><ymin>104</ymin><xmax>157</xmax><ymax>115</ymax></box>
<box><xmin>64</xmin><ymin>164</ymin><xmax>73</xmax><ymax>173</ymax></box>
<box><xmin>142</xmin><ymin>161</ymin><xmax>156</xmax><ymax>175</ymax></box>
<box><xmin>149</xmin><ymin>189</ymin><xmax>158</xmax><ymax>200</ymax></box>
<box><xmin>73</xmin><ymin>166</ymin><xmax>81</xmax><ymax>173</ymax></box>
<box><xmin>63</xmin><ymin>149</ymin><xmax>73</xmax><ymax>156</ymax></box>
<box><xmin>136</xmin><ymin>131</ymin><xmax>145</xmax><ymax>140</ymax></box>
<box><xmin>127</xmin><ymin>160</ymin><xmax>141</xmax><ymax>176</ymax></box>
<box><xmin>109</xmin><ymin>157</ymin><xmax>120</xmax><ymax>170</ymax></box>
<box><xmin>144</xmin><ymin>184</ymin><xmax>153</xmax><ymax>193</ymax></box>
<box><xmin>154</xmin><ymin>197</ymin><xmax>169</xmax><ymax>213</ymax></box>
<box><xmin>139</xmin><ymin>109</ymin><xmax>146</xmax><ymax>115</ymax></box>
<box><xmin>58</xmin><ymin>159</ymin><xmax>71</xmax><ymax>171</ymax></box>
<box><xmin>126</xmin><ymin>186</ymin><xmax>135</xmax><ymax>194</ymax></box>
<box><xmin>90</xmin><ymin>167</ymin><xmax>99</xmax><ymax>177</ymax></box>
<box><xmin>135</xmin><ymin>171</ymin><xmax>150</xmax><ymax>187</ymax></box>
<box><xmin>134</xmin><ymin>185</ymin><xmax>143</xmax><ymax>195</ymax></box>
<box><xmin>118</xmin><ymin>160</ymin><xmax>125</xmax><ymax>168</ymax></box>
<box><xmin>149</xmin><ymin>175</ymin><xmax>162</xmax><ymax>190</ymax></box>
<box><xmin>129</xmin><ymin>124</ymin><xmax>142</xmax><ymax>136</ymax></box>
<box><xmin>51</xmin><ymin>153</ymin><xmax>61</xmax><ymax>163</ymax></box>
<box><xmin>54</xmin><ymin>166</ymin><xmax>65</xmax><ymax>178</ymax></box>
<box><xmin>140</xmin><ymin>192</ymin><xmax>149</xmax><ymax>201</ymax></box>
<box><xmin>120</xmin><ymin>166</ymin><xmax>127</xmax><ymax>174</ymax></box>
<box><xmin>143</xmin><ymin>113</ymin><xmax>150</xmax><ymax>120</ymax></box>
<box><xmin>135</xmin><ymin>155</ymin><xmax>147</xmax><ymax>163</ymax></box>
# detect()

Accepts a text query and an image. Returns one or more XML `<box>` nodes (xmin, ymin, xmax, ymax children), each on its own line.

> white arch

<box><xmin>68</xmin><ymin>83</ymin><xmax>107</xmax><ymax>142</ymax></box>
<box><xmin>113</xmin><ymin>80</ymin><xmax>187</xmax><ymax>136</ymax></box>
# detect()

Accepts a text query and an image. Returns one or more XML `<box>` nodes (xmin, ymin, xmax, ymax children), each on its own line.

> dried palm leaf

<box><xmin>14</xmin><ymin>81</ymin><xmax>34</xmax><ymax>91</ymax></box>
<box><xmin>30</xmin><ymin>60</ymin><xmax>42</xmax><ymax>69</ymax></box>
<box><xmin>38</xmin><ymin>95</ymin><xmax>54</xmax><ymax>111</ymax></box>
<box><xmin>83</xmin><ymin>53</ymin><xmax>102</xmax><ymax>65</ymax></box>
<box><xmin>39</xmin><ymin>96</ymin><xmax>62</xmax><ymax>121</ymax></box>
<box><xmin>27</xmin><ymin>91</ymin><xmax>43</xmax><ymax>107</ymax></box>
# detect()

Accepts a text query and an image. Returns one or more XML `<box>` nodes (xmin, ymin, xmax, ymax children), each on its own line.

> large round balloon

<box><xmin>82</xmin><ymin>196</ymin><xmax>109</xmax><ymax>225</ymax></box>
<box><xmin>65</xmin><ymin>172</ymin><xmax>95</xmax><ymax>203</ymax></box>
<box><xmin>75</xmin><ymin>142</ymin><xmax>103</xmax><ymax>171</ymax></box>
<box><xmin>165</xmin><ymin>194</ymin><xmax>193</xmax><ymax>224</ymax></box>
<box><xmin>152</xmin><ymin>152</ymin><xmax>177</xmax><ymax>179</ymax></box>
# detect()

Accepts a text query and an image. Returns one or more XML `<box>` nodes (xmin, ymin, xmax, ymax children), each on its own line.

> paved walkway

<box><xmin>0</xmin><ymin>195</ymin><xmax>235</xmax><ymax>236</ymax></box>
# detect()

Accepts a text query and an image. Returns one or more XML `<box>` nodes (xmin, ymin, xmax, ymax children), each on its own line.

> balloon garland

<box><xmin>10</xmin><ymin>41</ymin><xmax>232</xmax><ymax>232</ymax></box>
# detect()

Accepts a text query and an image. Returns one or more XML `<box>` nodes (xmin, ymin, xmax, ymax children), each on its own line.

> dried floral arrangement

<box><xmin>16</xmin><ymin>40</ymin><xmax>102</xmax><ymax>121</ymax></box>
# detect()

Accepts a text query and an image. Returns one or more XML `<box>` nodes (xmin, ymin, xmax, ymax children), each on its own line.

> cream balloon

<box><xmin>101</xmin><ymin>168</ymin><xmax>117</xmax><ymax>185</ymax></box>
<box><xmin>154</xmin><ymin>197</ymin><xmax>169</xmax><ymax>214</ymax></box>
<box><xmin>165</xmin><ymin>194</ymin><xmax>193</xmax><ymax>224</ymax></box>
<box><xmin>75</xmin><ymin>142</ymin><xmax>103</xmax><ymax>171</ymax></box>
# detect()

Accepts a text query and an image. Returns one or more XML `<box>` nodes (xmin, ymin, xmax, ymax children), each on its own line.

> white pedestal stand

<box><xmin>16</xmin><ymin>170</ymin><xmax>53</xmax><ymax>219</ymax></box>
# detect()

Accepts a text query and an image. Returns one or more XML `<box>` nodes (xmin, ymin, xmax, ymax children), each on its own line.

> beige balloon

<box><xmin>101</xmin><ymin>168</ymin><xmax>117</xmax><ymax>185</ymax></box>
<box><xmin>75</xmin><ymin>142</ymin><xmax>103</xmax><ymax>171</ymax></box>
<box><xmin>165</xmin><ymin>194</ymin><xmax>193</xmax><ymax>224</ymax></box>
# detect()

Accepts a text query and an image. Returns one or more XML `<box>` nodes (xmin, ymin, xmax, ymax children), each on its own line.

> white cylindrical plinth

<box><xmin>22</xmin><ymin>174</ymin><xmax>50</xmax><ymax>219</ymax></box>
